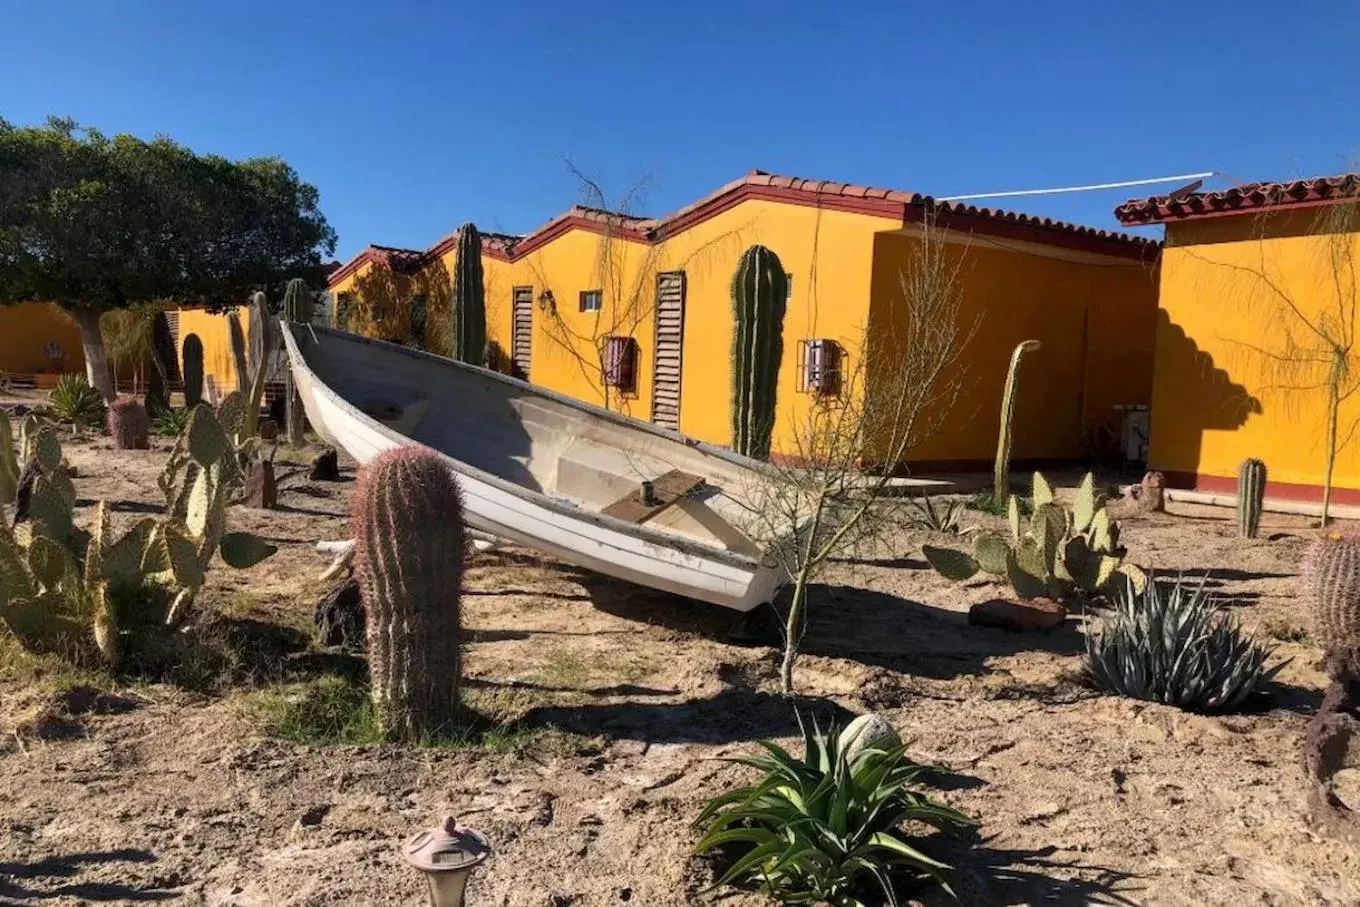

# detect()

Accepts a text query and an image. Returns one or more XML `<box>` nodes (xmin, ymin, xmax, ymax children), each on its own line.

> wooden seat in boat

<box><xmin>602</xmin><ymin>469</ymin><xmax>704</xmax><ymax>524</ymax></box>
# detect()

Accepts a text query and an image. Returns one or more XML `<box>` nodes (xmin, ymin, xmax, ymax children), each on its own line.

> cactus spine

<box><xmin>182</xmin><ymin>334</ymin><xmax>204</xmax><ymax>408</ymax></box>
<box><xmin>352</xmin><ymin>446</ymin><xmax>466</xmax><ymax>740</ymax></box>
<box><xmin>108</xmin><ymin>396</ymin><xmax>150</xmax><ymax>450</ymax></box>
<box><xmin>730</xmin><ymin>245</ymin><xmax>788</xmax><ymax>459</ymax></box>
<box><xmin>452</xmin><ymin>223</ymin><xmax>486</xmax><ymax>364</ymax></box>
<box><xmin>1237</xmin><ymin>458</ymin><xmax>1267</xmax><ymax>539</ymax></box>
<box><xmin>993</xmin><ymin>340</ymin><xmax>1041</xmax><ymax>508</ymax></box>
<box><xmin>1302</xmin><ymin>535</ymin><xmax>1360</xmax><ymax>661</ymax></box>
<box><xmin>282</xmin><ymin>278</ymin><xmax>311</xmax><ymax>446</ymax></box>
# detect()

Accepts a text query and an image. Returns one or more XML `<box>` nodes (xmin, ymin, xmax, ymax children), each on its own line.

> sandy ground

<box><xmin>0</xmin><ymin>422</ymin><xmax>1357</xmax><ymax>906</ymax></box>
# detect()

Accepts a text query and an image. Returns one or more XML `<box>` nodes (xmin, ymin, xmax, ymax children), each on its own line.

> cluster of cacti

<box><xmin>925</xmin><ymin>472</ymin><xmax>1144</xmax><ymax>601</ymax></box>
<box><xmin>452</xmin><ymin>223</ymin><xmax>486</xmax><ymax>364</ymax></box>
<box><xmin>1</xmin><ymin>411</ymin><xmax>60</xmax><ymax>506</ymax></box>
<box><xmin>225</xmin><ymin>291</ymin><xmax>277</xmax><ymax>441</ymax></box>
<box><xmin>352</xmin><ymin>445</ymin><xmax>466</xmax><ymax>740</ymax></box>
<box><xmin>108</xmin><ymin>396</ymin><xmax>150</xmax><ymax>450</ymax></box>
<box><xmin>158</xmin><ymin>392</ymin><xmax>254</xmax><ymax>515</ymax></box>
<box><xmin>0</xmin><ymin>410</ymin><xmax>276</xmax><ymax>667</ymax></box>
<box><xmin>182</xmin><ymin>334</ymin><xmax>205</xmax><ymax>408</ymax></box>
<box><xmin>992</xmin><ymin>340</ymin><xmax>1041</xmax><ymax>507</ymax></box>
<box><xmin>730</xmin><ymin>245</ymin><xmax>788</xmax><ymax>459</ymax></box>
<box><xmin>1238</xmin><ymin>458</ymin><xmax>1267</xmax><ymax>539</ymax></box>
<box><xmin>282</xmin><ymin>278</ymin><xmax>312</xmax><ymax>446</ymax></box>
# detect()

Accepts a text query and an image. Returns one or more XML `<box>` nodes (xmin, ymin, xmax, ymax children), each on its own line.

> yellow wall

<box><xmin>1149</xmin><ymin>206</ymin><xmax>1360</xmax><ymax>490</ymax></box>
<box><xmin>0</xmin><ymin>302</ymin><xmax>86</xmax><ymax>374</ymax></box>
<box><xmin>332</xmin><ymin>202</ymin><xmax>1158</xmax><ymax>462</ymax></box>
<box><xmin>867</xmin><ymin>230</ymin><xmax>1159</xmax><ymax>465</ymax></box>
<box><xmin>176</xmin><ymin>308</ymin><xmax>249</xmax><ymax>399</ymax></box>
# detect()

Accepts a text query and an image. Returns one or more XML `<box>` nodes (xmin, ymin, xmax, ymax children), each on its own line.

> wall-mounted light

<box><xmin>537</xmin><ymin>289</ymin><xmax>556</xmax><ymax>314</ymax></box>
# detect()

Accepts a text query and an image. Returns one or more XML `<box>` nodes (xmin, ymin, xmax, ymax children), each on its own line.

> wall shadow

<box><xmin>1152</xmin><ymin>309</ymin><xmax>1261</xmax><ymax>482</ymax></box>
<box><xmin>349</xmin><ymin>258</ymin><xmax>454</xmax><ymax>356</ymax></box>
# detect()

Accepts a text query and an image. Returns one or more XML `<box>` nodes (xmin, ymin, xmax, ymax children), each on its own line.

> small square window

<box><xmin>580</xmin><ymin>289</ymin><xmax>603</xmax><ymax>313</ymax></box>
<box><xmin>785</xmin><ymin>273</ymin><xmax>794</xmax><ymax>299</ymax></box>
<box><xmin>602</xmin><ymin>335</ymin><xmax>639</xmax><ymax>392</ymax></box>
<box><xmin>797</xmin><ymin>339</ymin><xmax>843</xmax><ymax>397</ymax></box>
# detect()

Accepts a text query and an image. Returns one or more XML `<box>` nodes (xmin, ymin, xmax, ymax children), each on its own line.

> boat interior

<box><xmin>296</xmin><ymin>330</ymin><xmax>770</xmax><ymax>555</ymax></box>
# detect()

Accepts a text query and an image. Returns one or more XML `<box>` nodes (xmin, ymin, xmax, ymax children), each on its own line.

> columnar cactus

<box><xmin>992</xmin><ymin>340</ymin><xmax>1041</xmax><ymax>507</ymax></box>
<box><xmin>730</xmin><ymin>245</ymin><xmax>788</xmax><ymax>459</ymax></box>
<box><xmin>352</xmin><ymin>446</ymin><xmax>466</xmax><ymax>740</ymax></box>
<box><xmin>0</xmin><ymin>412</ymin><xmax>17</xmax><ymax>505</ymax></box>
<box><xmin>282</xmin><ymin>278</ymin><xmax>312</xmax><ymax>446</ymax></box>
<box><xmin>1238</xmin><ymin>458</ymin><xmax>1267</xmax><ymax>539</ymax></box>
<box><xmin>108</xmin><ymin>396</ymin><xmax>150</xmax><ymax>450</ymax></box>
<box><xmin>1302</xmin><ymin>535</ymin><xmax>1360</xmax><ymax>662</ymax></box>
<box><xmin>241</xmin><ymin>292</ymin><xmax>275</xmax><ymax>440</ymax></box>
<box><xmin>452</xmin><ymin>223</ymin><xmax>486</xmax><ymax>365</ymax></box>
<box><xmin>227</xmin><ymin>312</ymin><xmax>250</xmax><ymax>396</ymax></box>
<box><xmin>182</xmin><ymin>334</ymin><xmax>204</xmax><ymax>408</ymax></box>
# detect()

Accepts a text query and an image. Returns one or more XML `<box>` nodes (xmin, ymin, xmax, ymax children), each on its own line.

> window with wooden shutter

<box><xmin>797</xmin><ymin>339</ymin><xmax>843</xmax><ymax>397</ymax></box>
<box><xmin>603</xmin><ymin>335</ymin><xmax>638</xmax><ymax>392</ymax></box>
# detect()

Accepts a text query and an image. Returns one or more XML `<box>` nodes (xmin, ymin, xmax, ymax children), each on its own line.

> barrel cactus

<box><xmin>452</xmin><ymin>223</ymin><xmax>486</xmax><ymax>365</ymax></box>
<box><xmin>182</xmin><ymin>334</ymin><xmax>204</xmax><ymax>407</ymax></box>
<box><xmin>108</xmin><ymin>396</ymin><xmax>150</xmax><ymax>450</ymax></box>
<box><xmin>1302</xmin><ymin>535</ymin><xmax>1360</xmax><ymax>665</ymax></box>
<box><xmin>992</xmin><ymin>340</ymin><xmax>1040</xmax><ymax>507</ymax></box>
<box><xmin>352</xmin><ymin>446</ymin><xmax>466</xmax><ymax>740</ymax></box>
<box><xmin>730</xmin><ymin>245</ymin><xmax>788</xmax><ymax>459</ymax></box>
<box><xmin>1238</xmin><ymin>458</ymin><xmax>1267</xmax><ymax>539</ymax></box>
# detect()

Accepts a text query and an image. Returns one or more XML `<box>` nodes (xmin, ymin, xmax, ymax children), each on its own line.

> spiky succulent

<box><xmin>695</xmin><ymin>715</ymin><xmax>974</xmax><ymax>905</ymax></box>
<box><xmin>48</xmin><ymin>373</ymin><xmax>105</xmax><ymax>427</ymax></box>
<box><xmin>905</xmin><ymin>493</ymin><xmax>974</xmax><ymax>535</ymax></box>
<box><xmin>1086</xmin><ymin>573</ymin><xmax>1283</xmax><ymax>713</ymax></box>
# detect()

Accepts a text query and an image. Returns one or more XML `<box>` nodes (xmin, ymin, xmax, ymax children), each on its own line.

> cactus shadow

<box><xmin>910</xmin><ymin>840</ymin><xmax>1141</xmax><ymax>907</ymax></box>
<box><xmin>0</xmin><ymin>849</ymin><xmax>177</xmax><ymax>902</ymax></box>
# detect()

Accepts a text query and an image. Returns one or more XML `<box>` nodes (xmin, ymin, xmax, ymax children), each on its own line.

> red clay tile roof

<box><xmin>330</xmin><ymin>170</ymin><xmax>1158</xmax><ymax>287</ymax></box>
<box><xmin>1115</xmin><ymin>173</ymin><xmax>1360</xmax><ymax>226</ymax></box>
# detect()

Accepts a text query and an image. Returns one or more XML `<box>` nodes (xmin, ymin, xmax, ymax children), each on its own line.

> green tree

<box><xmin>0</xmin><ymin>117</ymin><xmax>336</xmax><ymax>400</ymax></box>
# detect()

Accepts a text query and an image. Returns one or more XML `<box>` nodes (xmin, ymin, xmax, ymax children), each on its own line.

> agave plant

<box><xmin>1086</xmin><ymin>573</ymin><xmax>1284</xmax><ymax>713</ymax></box>
<box><xmin>905</xmin><ymin>493</ymin><xmax>974</xmax><ymax>535</ymax></box>
<box><xmin>695</xmin><ymin>715</ymin><xmax>975</xmax><ymax>905</ymax></box>
<box><xmin>48</xmin><ymin>373</ymin><xmax>106</xmax><ymax>427</ymax></box>
<box><xmin>151</xmin><ymin>405</ymin><xmax>192</xmax><ymax>438</ymax></box>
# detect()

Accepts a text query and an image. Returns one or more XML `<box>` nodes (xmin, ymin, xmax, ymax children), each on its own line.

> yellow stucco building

<box><xmin>320</xmin><ymin>171</ymin><xmax>1162</xmax><ymax>467</ymax></box>
<box><xmin>1117</xmin><ymin>173</ymin><xmax>1360</xmax><ymax>503</ymax></box>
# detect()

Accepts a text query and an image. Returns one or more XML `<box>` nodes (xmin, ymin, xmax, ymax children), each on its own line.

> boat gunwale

<box><xmin>282</xmin><ymin>322</ymin><xmax>774</xmax><ymax>573</ymax></box>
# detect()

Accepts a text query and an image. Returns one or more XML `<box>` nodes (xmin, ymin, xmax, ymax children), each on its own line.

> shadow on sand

<box><xmin>0</xmin><ymin>849</ymin><xmax>177</xmax><ymax>902</ymax></box>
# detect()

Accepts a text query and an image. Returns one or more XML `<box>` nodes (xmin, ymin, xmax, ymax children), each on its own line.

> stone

<box><xmin>309</xmin><ymin>447</ymin><xmax>340</xmax><ymax>481</ymax></box>
<box><xmin>969</xmin><ymin>597</ymin><xmax>1067</xmax><ymax>631</ymax></box>
<box><xmin>257</xmin><ymin>418</ymin><xmax>279</xmax><ymax>441</ymax></box>
<box><xmin>242</xmin><ymin>460</ymin><xmax>277</xmax><ymax>509</ymax></box>
<box><xmin>1140</xmin><ymin>471</ymin><xmax>1166</xmax><ymax>512</ymax></box>
<box><xmin>314</xmin><ymin>576</ymin><xmax>364</xmax><ymax>650</ymax></box>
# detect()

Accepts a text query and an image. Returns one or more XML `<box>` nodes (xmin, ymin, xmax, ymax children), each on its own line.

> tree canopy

<box><xmin>0</xmin><ymin>117</ymin><xmax>337</xmax><ymax>397</ymax></box>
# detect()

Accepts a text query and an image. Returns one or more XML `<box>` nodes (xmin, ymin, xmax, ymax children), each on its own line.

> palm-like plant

<box><xmin>151</xmin><ymin>405</ymin><xmax>191</xmax><ymax>437</ymax></box>
<box><xmin>695</xmin><ymin>717</ymin><xmax>975</xmax><ymax>905</ymax></box>
<box><xmin>1086</xmin><ymin>573</ymin><xmax>1284</xmax><ymax>713</ymax></box>
<box><xmin>48</xmin><ymin>373</ymin><xmax>106</xmax><ymax>426</ymax></box>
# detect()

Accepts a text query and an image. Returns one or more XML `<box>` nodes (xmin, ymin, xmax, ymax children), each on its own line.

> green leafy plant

<box><xmin>905</xmin><ymin>493</ymin><xmax>974</xmax><ymax>535</ymax></box>
<box><xmin>925</xmin><ymin>472</ymin><xmax>1144</xmax><ymax>602</ymax></box>
<box><xmin>48</xmin><ymin>373</ymin><xmax>106</xmax><ymax>427</ymax></box>
<box><xmin>152</xmin><ymin>406</ymin><xmax>192</xmax><ymax>438</ymax></box>
<box><xmin>1086</xmin><ymin>573</ymin><xmax>1283</xmax><ymax>713</ymax></box>
<box><xmin>695</xmin><ymin>715</ymin><xmax>974</xmax><ymax>905</ymax></box>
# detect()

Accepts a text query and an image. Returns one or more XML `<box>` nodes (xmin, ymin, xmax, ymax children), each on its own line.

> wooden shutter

<box><xmin>650</xmin><ymin>272</ymin><xmax>686</xmax><ymax>430</ymax></box>
<box><xmin>512</xmin><ymin>287</ymin><xmax>533</xmax><ymax>380</ymax></box>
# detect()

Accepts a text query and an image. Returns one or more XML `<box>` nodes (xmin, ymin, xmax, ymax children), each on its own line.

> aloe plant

<box><xmin>695</xmin><ymin>714</ymin><xmax>974</xmax><ymax>904</ymax></box>
<box><xmin>925</xmin><ymin>471</ymin><xmax>1144</xmax><ymax>602</ymax></box>
<box><xmin>1086</xmin><ymin>573</ymin><xmax>1283</xmax><ymax>713</ymax></box>
<box><xmin>905</xmin><ymin>493</ymin><xmax>974</xmax><ymax>535</ymax></box>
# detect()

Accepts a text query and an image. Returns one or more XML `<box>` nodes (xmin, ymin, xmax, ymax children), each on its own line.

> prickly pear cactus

<box><xmin>352</xmin><ymin>446</ymin><xmax>466</xmax><ymax>740</ymax></box>
<box><xmin>108</xmin><ymin>396</ymin><xmax>150</xmax><ymax>450</ymax></box>
<box><xmin>452</xmin><ymin>223</ymin><xmax>486</xmax><ymax>365</ymax></box>
<box><xmin>1238</xmin><ymin>458</ymin><xmax>1267</xmax><ymax>539</ymax></box>
<box><xmin>0</xmin><ymin>411</ymin><xmax>16</xmax><ymax>505</ymax></box>
<box><xmin>730</xmin><ymin>245</ymin><xmax>788</xmax><ymax>459</ymax></box>
<box><xmin>1302</xmin><ymin>535</ymin><xmax>1360</xmax><ymax>662</ymax></box>
<box><xmin>182</xmin><ymin>334</ymin><xmax>205</xmax><ymax>408</ymax></box>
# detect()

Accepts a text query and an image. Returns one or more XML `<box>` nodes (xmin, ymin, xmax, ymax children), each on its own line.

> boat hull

<box><xmin>283</xmin><ymin>326</ymin><xmax>785</xmax><ymax>612</ymax></box>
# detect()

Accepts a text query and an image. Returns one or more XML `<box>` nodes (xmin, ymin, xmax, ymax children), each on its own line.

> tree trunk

<box><xmin>779</xmin><ymin>571</ymin><xmax>811</xmax><ymax>693</ymax></box>
<box><xmin>71</xmin><ymin>308</ymin><xmax>115</xmax><ymax>402</ymax></box>
<box><xmin>285</xmin><ymin>371</ymin><xmax>305</xmax><ymax>446</ymax></box>
<box><xmin>1323</xmin><ymin>360</ymin><xmax>1342</xmax><ymax>526</ymax></box>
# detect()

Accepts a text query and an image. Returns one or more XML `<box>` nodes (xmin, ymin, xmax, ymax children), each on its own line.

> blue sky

<box><xmin>3</xmin><ymin>1</ymin><xmax>1358</xmax><ymax>261</ymax></box>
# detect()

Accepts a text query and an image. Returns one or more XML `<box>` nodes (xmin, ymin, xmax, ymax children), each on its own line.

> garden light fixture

<box><xmin>403</xmin><ymin>815</ymin><xmax>491</xmax><ymax>906</ymax></box>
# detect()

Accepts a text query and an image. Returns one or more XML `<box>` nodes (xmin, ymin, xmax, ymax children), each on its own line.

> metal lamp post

<box><xmin>403</xmin><ymin>816</ymin><xmax>491</xmax><ymax>907</ymax></box>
